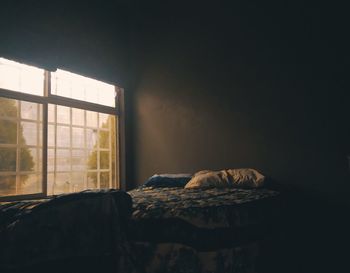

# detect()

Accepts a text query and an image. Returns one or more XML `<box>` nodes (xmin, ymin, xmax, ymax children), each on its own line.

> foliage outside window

<box><xmin>0</xmin><ymin>57</ymin><xmax>122</xmax><ymax>200</ymax></box>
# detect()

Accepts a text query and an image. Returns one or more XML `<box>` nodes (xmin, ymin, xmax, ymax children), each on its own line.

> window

<box><xmin>0</xmin><ymin>57</ymin><xmax>124</xmax><ymax>201</ymax></box>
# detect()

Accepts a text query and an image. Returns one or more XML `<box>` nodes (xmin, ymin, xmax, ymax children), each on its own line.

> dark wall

<box><xmin>0</xmin><ymin>0</ymin><xmax>130</xmax><ymax>84</ymax></box>
<box><xmin>129</xmin><ymin>1</ymin><xmax>349</xmax><ymax>202</ymax></box>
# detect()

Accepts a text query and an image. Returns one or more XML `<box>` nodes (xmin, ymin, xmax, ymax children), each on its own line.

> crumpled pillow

<box><xmin>143</xmin><ymin>173</ymin><xmax>192</xmax><ymax>188</ymax></box>
<box><xmin>184</xmin><ymin>168</ymin><xmax>265</xmax><ymax>189</ymax></box>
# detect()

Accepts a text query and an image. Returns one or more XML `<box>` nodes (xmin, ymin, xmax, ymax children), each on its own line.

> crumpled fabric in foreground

<box><xmin>0</xmin><ymin>190</ymin><xmax>140</xmax><ymax>273</ymax></box>
<box><xmin>133</xmin><ymin>241</ymin><xmax>259</xmax><ymax>273</ymax></box>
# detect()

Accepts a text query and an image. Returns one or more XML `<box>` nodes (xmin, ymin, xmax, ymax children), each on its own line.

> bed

<box><xmin>0</xmin><ymin>170</ymin><xmax>287</xmax><ymax>273</ymax></box>
<box><xmin>127</xmin><ymin>186</ymin><xmax>284</xmax><ymax>273</ymax></box>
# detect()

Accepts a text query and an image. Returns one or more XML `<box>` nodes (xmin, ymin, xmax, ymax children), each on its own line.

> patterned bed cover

<box><xmin>129</xmin><ymin>187</ymin><xmax>280</xmax><ymax>229</ymax></box>
<box><xmin>128</xmin><ymin>187</ymin><xmax>283</xmax><ymax>273</ymax></box>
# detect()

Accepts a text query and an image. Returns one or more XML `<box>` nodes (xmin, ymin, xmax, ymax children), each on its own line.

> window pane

<box><xmin>56</xmin><ymin>126</ymin><xmax>70</xmax><ymax>147</ymax></box>
<box><xmin>86</xmin><ymin>111</ymin><xmax>98</xmax><ymax>127</ymax></box>
<box><xmin>0</xmin><ymin>148</ymin><xmax>16</xmax><ymax>171</ymax></box>
<box><xmin>99</xmin><ymin>131</ymin><xmax>109</xmax><ymax>149</ymax></box>
<box><xmin>71</xmin><ymin>172</ymin><xmax>85</xmax><ymax>192</ymax></box>
<box><xmin>48</xmin><ymin>149</ymin><xmax>55</xmax><ymax>172</ymax></box>
<box><xmin>72</xmin><ymin>108</ymin><xmax>84</xmax><ymax>126</ymax></box>
<box><xmin>100</xmin><ymin>172</ymin><xmax>110</xmax><ymax>188</ymax></box>
<box><xmin>72</xmin><ymin>150</ymin><xmax>85</xmax><ymax>171</ymax></box>
<box><xmin>0</xmin><ymin>175</ymin><xmax>16</xmax><ymax>196</ymax></box>
<box><xmin>87</xmin><ymin>150</ymin><xmax>97</xmax><ymax>170</ymax></box>
<box><xmin>72</xmin><ymin>128</ymin><xmax>84</xmax><ymax>148</ymax></box>
<box><xmin>50</xmin><ymin>172</ymin><xmax>70</xmax><ymax>195</ymax></box>
<box><xmin>51</xmin><ymin>69</ymin><xmax>115</xmax><ymax>107</ymax></box>
<box><xmin>48</xmin><ymin>125</ymin><xmax>55</xmax><ymax>147</ymax></box>
<box><xmin>86</xmin><ymin>128</ymin><xmax>98</xmax><ymax>149</ymax></box>
<box><xmin>0</xmin><ymin>98</ymin><xmax>43</xmax><ymax>197</ymax></box>
<box><xmin>56</xmin><ymin>149</ymin><xmax>70</xmax><ymax>171</ymax></box>
<box><xmin>48</xmin><ymin>104</ymin><xmax>55</xmax><ymax>123</ymax></box>
<box><xmin>21</xmin><ymin>121</ymin><xmax>38</xmax><ymax>146</ymax></box>
<box><xmin>100</xmin><ymin>151</ymin><xmax>109</xmax><ymax>169</ymax></box>
<box><xmin>57</xmin><ymin>105</ymin><xmax>70</xmax><ymax>124</ymax></box>
<box><xmin>0</xmin><ymin>97</ymin><xmax>18</xmax><ymax>118</ymax></box>
<box><xmin>0</xmin><ymin>120</ymin><xmax>17</xmax><ymax>144</ymax></box>
<box><xmin>87</xmin><ymin>172</ymin><xmax>97</xmax><ymax>189</ymax></box>
<box><xmin>18</xmin><ymin>174</ymin><xmax>42</xmax><ymax>195</ymax></box>
<box><xmin>21</xmin><ymin>101</ymin><xmax>38</xmax><ymax>120</ymax></box>
<box><xmin>20</xmin><ymin>148</ymin><xmax>37</xmax><ymax>172</ymax></box>
<box><xmin>0</xmin><ymin>57</ymin><xmax>44</xmax><ymax>96</ymax></box>
<box><xmin>99</xmin><ymin>113</ymin><xmax>110</xmax><ymax>127</ymax></box>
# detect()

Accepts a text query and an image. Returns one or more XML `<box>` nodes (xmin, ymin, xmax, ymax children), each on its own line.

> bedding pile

<box><xmin>0</xmin><ymin>190</ymin><xmax>139</xmax><ymax>273</ymax></box>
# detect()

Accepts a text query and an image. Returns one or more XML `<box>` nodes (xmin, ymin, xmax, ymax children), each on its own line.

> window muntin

<box><xmin>51</xmin><ymin>69</ymin><xmax>116</xmax><ymax>107</ymax></box>
<box><xmin>0</xmin><ymin>58</ymin><xmax>44</xmax><ymax>96</ymax></box>
<box><xmin>0</xmin><ymin>58</ymin><xmax>121</xmax><ymax>200</ymax></box>
<box><xmin>0</xmin><ymin>97</ymin><xmax>43</xmax><ymax>196</ymax></box>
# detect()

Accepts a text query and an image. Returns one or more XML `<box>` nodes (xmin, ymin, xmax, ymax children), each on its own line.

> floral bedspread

<box><xmin>128</xmin><ymin>187</ymin><xmax>280</xmax><ymax>229</ymax></box>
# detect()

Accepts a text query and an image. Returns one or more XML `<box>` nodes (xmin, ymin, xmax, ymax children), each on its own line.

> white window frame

<box><xmin>0</xmin><ymin>69</ymin><xmax>125</xmax><ymax>202</ymax></box>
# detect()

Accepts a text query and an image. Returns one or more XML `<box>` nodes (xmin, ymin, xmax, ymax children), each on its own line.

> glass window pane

<box><xmin>56</xmin><ymin>149</ymin><xmax>70</xmax><ymax>171</ymax></box>
<box><xmin>99</xmin><ymin>131</ymin><xmax>109</xmax><ymax>149</ymax></box>
<box><xmin>0</xmin><ymin>120</ymin><xmax>17</xmax><ymax>144</ymax></box>
<box><xmin>51</xmin><ymin>172</ymin><xmax>70</xmax><ymax>195</ymax></box>
<box><xmin>99</xmin><ymin>113</ymin><xmax>109</xmax><ymax>127</ymax></box>
<box><xmin>86</xmin><ymin>128</ymin><xmax>98</xmax><ymax>150</ymax></box>
<box><xmin>48</xmin><ymin>104</ymin><xmax>55</xmax><ymax>123</ymax></box>
<box><xmin>48</xmin><ymin>149</ymin><xmax>55</xmax><ymax>172</ymax></box>
<box><xmin>0</xmin><ymin>57</ymin><xmax>44</xmax><ymax>96</ymax></box>
<box><xmin>87</xmin><ymin>150</ymin><xmax>97</xmax><ymax>170</ymax></box>
<box><xmin>20</xmin><ymin>101</ymin><xmax>38</xmax><ymax>120</ymax></box>
<box><xmin>100</xmin><ymin>151</ymin><xmax>109</xmax><ymax>169</ymax></box>
<box><xmin>72</xmin><ymin>108</ymin><xmax>84</xmax><ymax>126</ymax></box>
<box><xmin>18</xmin><ymin>174</ymin><xmax>42</xmax><ymax>195</ymax></box>
<box><xmin>87</xmin><ymin>172</ymin><xmax>97</xmax><ymax>189</ymax></box>
<box><xmin>86</xmin><ymin>111</ymin><xmax>98</xmax><ymax>127</ymax></box>
<box><xmin>72</xmin><ymin>150</ymin><xmax>85</xmax><ymax>171</ymax></box>
<box><xmin>51</xmin><ymin>69</ymin><xmax>115</xmax><ymax>107</ymax></box>
<box><xmin>0</xmin><ymin>97</ymin><xmax>17</xmax><ymax>118</ymax></box>
<box><xmin>100</xmin><ymin>172</ymin><xmax>110</xmax><ymax>188</ymax></box>
<box><xmin>72</xmin><ymin>127</ymin><xmax>84</xmax><ymax>148</ymax></box>
<box><xmin>48</xmin><ymin>125</ymin><xmax>55</xmax><ymax>147</ymax></box>
<box><xmin>0</xmin><ymin>148</ymin><xmax>16</xmax><ymax>171</ymax></box>
<box><xmin>21</xmin><ymin>121</ymin><xmax>38</xmax><ymax>146</ymax></box>
<box><xmin>71</xmin><ymin>172</ymin><xmax>85</xmax><ymax>192</ymax></box>
<box><xmin>57</xmin><ymin>105</ymin><xmax>70</xmax><ymax>124</ymax></box>
<box><xmin>20</xmin><ymin>148</ymin><xmax>36</xmax><ymax>172</ymax></box>
<box><xmin>57</xmin><ymin>126</ymin><xmax>70</xmax><ymax>147</ymax></box>
<box><xmin>0</xmin><ymin>175</ymin><xmax>16</xmax><ymax>196</ymax></box>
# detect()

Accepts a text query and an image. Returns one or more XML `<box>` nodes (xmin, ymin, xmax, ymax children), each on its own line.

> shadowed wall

<box><xmin>129</xmin><ymin>1</ymin><xmax>349</xmax><ymax>204</ymax></box>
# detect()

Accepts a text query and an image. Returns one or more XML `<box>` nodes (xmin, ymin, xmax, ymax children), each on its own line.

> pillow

<box><xmin>184</xmin><ymin>168</ymin><xmax>265</xmax><ymax>189</ymax></box>
<box><xmin>143</xmin><ymin>173</ymin><xmax>192</xmax><ymax>188</ymax></box>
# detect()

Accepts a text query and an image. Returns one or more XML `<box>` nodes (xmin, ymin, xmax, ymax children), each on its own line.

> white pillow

<box><xmin>185</xmin><ymin>168</ymin><xmax>265</xmax><ymax>189</ymax></box>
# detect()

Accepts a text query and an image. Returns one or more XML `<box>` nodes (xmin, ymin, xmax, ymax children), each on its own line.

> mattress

<box><xmin>128</xmin><ymin>187</ymin><xmax>283</xmax><ymax>250</ymax></box>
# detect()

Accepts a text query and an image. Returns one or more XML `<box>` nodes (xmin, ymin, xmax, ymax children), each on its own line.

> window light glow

<box><xmin>0</xmin><ymin>58</ymin><xmax>44</xmax><ymax>96</ymax></box>
<box><xmin>51</xmin><ymin>69</ymin><xmax>116</xmax><ymax>107</ymax></box>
